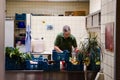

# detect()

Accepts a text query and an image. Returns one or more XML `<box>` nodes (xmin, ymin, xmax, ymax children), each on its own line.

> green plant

<box><xmin>5</xmin><ymin>47</ymin><xmax>32</xmax><ymax>64</ymax></box>
<box><xmin>78</xmin><ymin>32</ymin><xmax>101</xmax><ymax>67</ymax></box>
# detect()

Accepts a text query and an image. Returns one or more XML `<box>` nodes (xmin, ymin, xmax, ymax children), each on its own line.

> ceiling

<box><xmin>7</xmin><ymin>0</ymin><xmax>89</xmax><ymax>2</ymax></box>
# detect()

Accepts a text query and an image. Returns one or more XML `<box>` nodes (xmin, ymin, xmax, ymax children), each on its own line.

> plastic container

<box><xmin>72</xmin><ymin>52</ymin><xmax>77</xmax><ymax>61</ymax></box>
<box><xmin>5</xmin><ymin>56</ymin><xmax>25</xmax><ymax>70</ymax></box>
<box><xmin>42</xmin><ymin>61</ymin><xmax>60</xmax><ymax>71</ymax></box>
<box><xmin>18</xmin><ymin>21</ymin><xmax>26</xmax><ymax>28</ymax></box>
<box><xmin>66</xmin><ymin>62</ymin><xmax>83</xmax><ymax>71</ymax></box>
<box><xmin>15</xmin><ymin>13</ymin><xmax>26</xmax><ymax>20</ymax></box>
<box><xmin>52</xmin><ymin>50</ymin><xmax>69</xmax><ymax>62</ymax></box>
<box><xmin>37</xmin><ymin>60</ymin><xmax>44</xmax><ymax>70</ymax></box>
<box><xmin>25</xmin><ymin>60</ymin><xmax>38</xmax><ymax>70</ymax></box>
<box><xmin>31</xmin><ymin>38</ymin><xmax>45</xmax><ymax>53</ymax></box>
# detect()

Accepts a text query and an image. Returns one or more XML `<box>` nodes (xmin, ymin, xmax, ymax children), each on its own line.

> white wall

<box><xmin>90</xmin><ymin>0</ymin><xmax>101</xmax><ymax>13</ymax></box>
<box><xmin>31</xmin><ymin>16</ymin><xmax>88</xmax><ymax>52</ymax></box>
<box><xmin>101</xmin><ymin>0</ymin><xmax>115</xmax><ymax>80</ymax></box>
<box><xmin>5</xmin><ymin>20</ymin><xmax>14</xmax><ymax>47</ymax></box>
<box><xmin>7</xmin><ymin>0</ymin><xmax>89</xmax><ymax>1</ymax></box>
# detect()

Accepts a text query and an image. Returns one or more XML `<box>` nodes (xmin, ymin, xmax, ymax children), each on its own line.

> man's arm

<box><xmin>54</xmin><ymin>34</ymin><xmax>63</xmax><ymax>53</ymax></box>
<box><xmin>54</xmin><ymin>46</ymin><xmax>63</xmax><ymax>53</ymax></box>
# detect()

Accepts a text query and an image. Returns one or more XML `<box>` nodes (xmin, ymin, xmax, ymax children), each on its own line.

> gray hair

<box><xmin>63</xmin><ymin>25</ymin><xmax>71</xmax><ymax>32</ymax></box>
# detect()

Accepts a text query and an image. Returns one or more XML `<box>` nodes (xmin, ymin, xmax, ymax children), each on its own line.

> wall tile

<box><xmin>101</xmin><ymin>0</ymin><xmax>107</xmax><ymax>6</ymax></box>
<box><xmin>111</xmin><ymin>68</ymin><xmax>115</xmax><ymax>79</ymax></box>
<box><xmin>101</xmin><ymin>5</ymin><xmax>107</xmax><ymax>15</ymax></box>
<box><xmin>101</xmin><ymin>15</ymin><xmax>108</xmax><ymax>24</ymax></box>
<box><xmin>111</xmin><ymin>56</ymin><xmax>115</xmax><ymax>68</ymax></box>
<box><xmin>31</xmin><ymin>16</ymin><xmax>87</xmax><ymax>52</ymax></box>
<box><xmin>101</xmin><ymin>25</ymin><xmax>105</xmax><ymax>33</ymax></box>
<box><xmin>104</xmin><ymin>54</ymin><xmax>108</xmax><ymax>64</ymax></box>
<box><xmin>104</xmin><ymin>50</ymin><xmax>114</xmax><ymax>57</ymax></box>
<box><xmin>104</xmin><ymin>64</ymin><xmax>112</xmax><ymax>76</ymax></box>
<box><xmin>90</xmin><ymin>0</ymin><xmax>101</xmax><ymax>14</ymax></box>
<box><xmin>106</xmin><ymin>13</ymin><xmax>115</xmax><ymax>23</ymax></box>
<box><xmin>101</xmin><ymin>33</ymin><xmax>105</xmax><ymax>44</ymax></box>
<box><xmin>107</xmin><ymin>55</ymin><xmax>112</xmax><ymax>66</ymax></box>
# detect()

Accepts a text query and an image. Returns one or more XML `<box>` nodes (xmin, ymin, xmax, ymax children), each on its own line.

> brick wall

<box><xmin>101</xmin><ymin>0</ymin><xmax>115</xmax><ymax>80</ymax></box>
<box><xmin>89</xmin><ymin>0</ymin><xmax>101</xmax><ymax>14</ymax></box>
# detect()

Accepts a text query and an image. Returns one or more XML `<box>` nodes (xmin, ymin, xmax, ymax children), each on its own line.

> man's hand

<box><xmin>54</xmin><ymin>46</ymin><xmax>63</xmax><ymax>53</ymax></box>
<box><xmin>74</xmin><ymin>48</ymin><xmax>79</xmax><ymax>53</ymax></box>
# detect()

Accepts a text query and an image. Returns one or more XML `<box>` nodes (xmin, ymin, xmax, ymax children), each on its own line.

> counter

<box><xmin>5</xmin><ymin>70</ymin><xmax>97</xmax><ymax>80</ymax></box>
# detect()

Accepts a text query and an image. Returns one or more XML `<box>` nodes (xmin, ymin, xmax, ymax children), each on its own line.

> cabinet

<box><xmin>14</xmin><ymin>14</ymin><xmax>26</xmax><ymax>47</ymax></box>
<box><xmin>86</xmin><ymin>10</ymin><xmax>101</xmax><ymax>28</ymax></box>
<box><xmin>65</xmin><ymin>11</ymin><xmax>86</xmax><ymax>16</ymax></box>
<box><xmin>86</xmin><ymin>10</ymin><xmax>101</xmax><ymax>42</ymax></box>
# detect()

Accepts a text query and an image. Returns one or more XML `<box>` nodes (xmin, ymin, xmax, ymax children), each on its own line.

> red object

<box><xmin>61</xmin><ymin>61</ymin><xmax>66</xmax><ymax>70</ymax></box>
<box><xmin>75</xmin><ymin>49</ymin><xmax>79</xmax><ymax>54</ymax></box>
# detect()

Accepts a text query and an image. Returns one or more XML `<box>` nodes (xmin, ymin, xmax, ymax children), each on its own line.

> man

<box><xmin>54</xmin><ymin>25</ymin><xmax>78</xmax><ymax>57</ymax></box>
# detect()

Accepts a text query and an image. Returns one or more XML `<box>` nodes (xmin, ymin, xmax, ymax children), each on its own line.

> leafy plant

<box><xmin>78</xmin><ymin>32</ymin><xmax>101</xmax><ymax>67</ymax></box>
<box><xmin>5</xmin><ymin>47</ymin><xmax>32</xmax><ymax>64</ymax></box>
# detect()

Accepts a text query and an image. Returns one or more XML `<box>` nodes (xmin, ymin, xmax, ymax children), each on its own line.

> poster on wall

<box><xmin>105</xmin><ymin>22</ymin><xmax>114</xmax><ymax>52</ymax></box>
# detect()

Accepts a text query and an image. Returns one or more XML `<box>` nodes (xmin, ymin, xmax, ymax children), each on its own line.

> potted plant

<box><xmin>78</xmin><ymin>32</ymin><xmax>101</xmax><ymax>80</ymax></box>
<box><xmin>5</xmin><ymin>47</ymin><xmax>32</xmax><ymax>70</ymax></box>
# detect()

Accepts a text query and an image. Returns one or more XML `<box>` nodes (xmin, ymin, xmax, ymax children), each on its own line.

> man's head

<box><xmin>63</xmin><ymin>25</ymin><xmax>71</xmax><ymax>38</ymax></box>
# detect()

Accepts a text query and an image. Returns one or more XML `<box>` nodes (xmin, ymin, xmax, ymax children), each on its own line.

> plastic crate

<box><xmin>52</xmin><ymin>50</ymin><xmax>69</xmax><ymax>62</ymax></box>
<box><xmin>87</xmin><ymin>63</ymin><xmax>100</xmax><ymax>71</ymax></box>
<box><xmin>30</xmin><ymin>54</ymin><xmax>38</xmax><ymax>61</ymax></box>
<box><xmin>25</xmin><ymin>60</ymin><xmax>38</xmax><ymax>70</ymax></box>
<box><xmin>21</xmin><ymin>39</ymin><xmax>25</xmax><ymax>44</ymax></box>
<box><xmin>37</xmin><ymin>60</ymin><xmax>44</xmax><ymax>70</ymax></box>
<box><xmin>25</xmin><ymin>55</ymin><xmax>46</xmax><ymax>70</ymax></box>
<box><xmin>5</xmin><ymin>56</ymin><xmax>25</xmax><ymax>70</ymax></box>
<box><xmin>15</xmin><ymin>13</ymin><xmax>26</xmax><ymax>20</ymax></box>
<box><xmin>31</xmin><ymin>54</ymin><xmax>44</xmax><ymax>61</ymax></box>
<box><xmin>5</xmin><ymin>58</ymin><xmax>16</xmax><ymax>70</ymax></box>
<box><xmin>66</xmin><ymin>62</ymin><xmax>83</xmax><ymax>71</ymax></box>
<box><xmin>18</xmin><ymin>21</ymin><xmax>26</xmax><ymax>28</ymax></box>
<box><xmin>42</xmin><ymin>61</ymin><xmax>60</xmax><ymax>71</ymax></box>
<box><xmin>15</xmin><ymin>39</ymin><xmax>25</xmax><ymax>45</ymax></box>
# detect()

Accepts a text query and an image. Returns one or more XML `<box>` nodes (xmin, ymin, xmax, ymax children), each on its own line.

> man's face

<box><xmin>63</xmin><ymin>31</ymin><xmax>70</xmax><ymax>38</ymax></box>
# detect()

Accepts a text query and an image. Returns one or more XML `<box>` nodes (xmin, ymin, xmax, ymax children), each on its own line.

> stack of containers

<box><xmin>25</xmin><ymin>55</ymin><xmax>44</xmax><ymax>70</ymax></box>
<box><xmin>66</xmin><ymin>53</ymin><xmax>84</xmax><ymax>71</ymax></box>
<box><xmin>52</xmin><ymin>50</ymin><xmax>69</xmax><ymax>71</ymax></box>
<box><xmin>25</xmin><ymin>50</ymin><xmax>84</xmax><ymax>71</ymax></box>
<box><xmin>52</xmin><ymin>50</ymin><xmax>84</xmax><ymax>71</ymax></box>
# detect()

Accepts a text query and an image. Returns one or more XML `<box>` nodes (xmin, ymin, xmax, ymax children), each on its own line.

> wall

<box><xmin>5</xmin><ymin>20</ymin><xmax>14</xmax><ymax>47</ymax></box>
<box><xmin>89</xmin><ymin>0</ymin><xmax>101</xmax><ymax>13</ymax></box>
<box><xmin>0</xmin><ymin>0</ymin><xmax>5</xmax><ymax>80</ymax></box>
<box><xmin>7</xmin><ymin>0</ymin><xmax>89</xmax><ymax>1</ymax></box>
<box><xmin>6</xmin><ymin>1</ymin><xmax>89</xmax><ymax>17</ymax></box>
<box><xmin>101</xmin><ymin>0</ymin><xmax>115</xmax><ymax>80</ymax></box>
<box><xmin>31</xmin><ymin>16</ymin><xmax>88</xmax><ymax>52</ymax></box>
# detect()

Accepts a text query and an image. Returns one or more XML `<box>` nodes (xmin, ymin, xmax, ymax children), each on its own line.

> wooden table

<box><xmin>5</xmin><ymin>70</ymin><xmax>97</xmax><ymax>80</ymax></box>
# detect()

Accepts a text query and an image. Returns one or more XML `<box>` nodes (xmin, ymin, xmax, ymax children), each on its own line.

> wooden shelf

<box><xmin>14</xmin><ymin>19</ymin><xmax>26</xmax><ymax>47</ymax></box>
<box><xmin>15</xmin><ymin>28</ymin><xmax>26</xmax><ymax>29</ymax></box>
